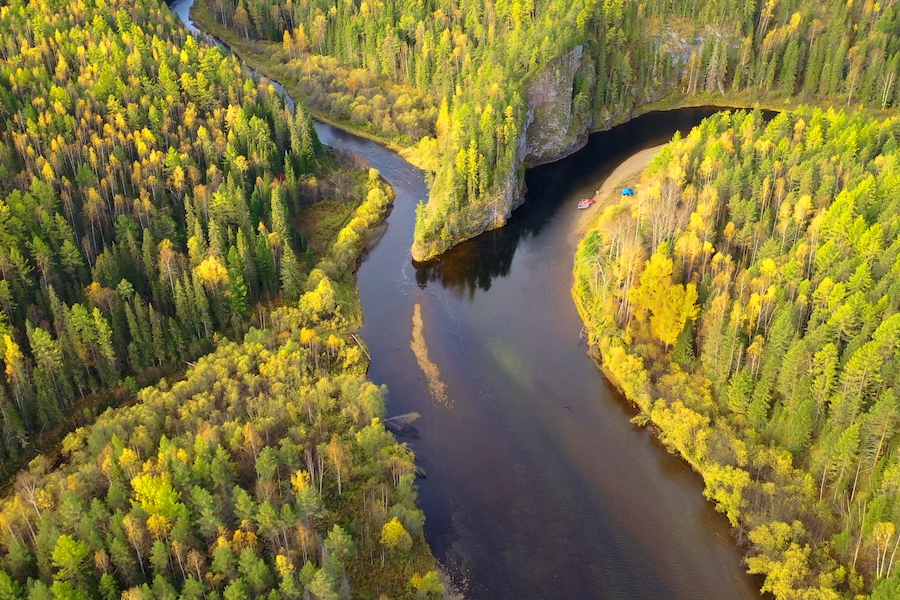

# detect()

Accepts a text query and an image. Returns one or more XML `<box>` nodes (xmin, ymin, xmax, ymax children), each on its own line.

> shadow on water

<box><xmin>414</xmin><ymin>107</ymin><xmax>761</xmax><ymax>298</ymax></box>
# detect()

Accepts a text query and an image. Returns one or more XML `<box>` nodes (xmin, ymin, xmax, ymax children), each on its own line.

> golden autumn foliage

<box><xmin>195</xmin><ymin>255</ymin><xmax>229</xmax><ymax>289</ymax></box>
<box><xmin>576</xmin><ymin>107</ymin><xmax>900</xmax><ymax>599</ymax></box>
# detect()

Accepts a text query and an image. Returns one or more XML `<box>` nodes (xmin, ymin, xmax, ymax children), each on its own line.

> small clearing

<box><xmin>574</xmin><ymin>144</ymin><xmax>666</xmax><ymax>236</ymax></box>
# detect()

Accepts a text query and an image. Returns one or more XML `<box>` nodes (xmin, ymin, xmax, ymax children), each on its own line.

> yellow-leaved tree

<box><xmin>195</xmin><ymin>256</ymin><xmax>229</xmax><ymax>290</ymax></box>
<box><xmin>629</xmin><ymin>252</ymin><xmax>700</xmax><ymax>349</ymax></box>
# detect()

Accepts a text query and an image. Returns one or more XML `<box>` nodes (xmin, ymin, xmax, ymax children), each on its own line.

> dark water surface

<box><xmin>168</xmin><ymin>0</ymin><xmax>199</xmax><ymax>33</ymax></box>
<box><xmin>167</xmin><ymin>5</ymin><xmax>759</xmax><ymax>597</ymax></box>
<box><xmin>317</xmin><ymin>112</ymin><xmax>761</xmax><ymax>600</ymax></box>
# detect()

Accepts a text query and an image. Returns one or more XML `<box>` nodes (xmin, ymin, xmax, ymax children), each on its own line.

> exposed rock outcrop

<box><xmin>409</xmin><ymin>156</ymin><xmax>525</xmax><ymax>262</ymax></box>
<box><xmin>523</xmin><ymin>45</ymin><xmax>591</xmax><ymax>167</ymax></box>
<box><xmin>411</xmin><ymin>45</ymin><xmax>590</xmax><ymax>262</ymax></box>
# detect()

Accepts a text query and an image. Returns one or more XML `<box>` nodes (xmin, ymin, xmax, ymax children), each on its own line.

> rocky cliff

<box><xmin>410</xmin><ymin>45</ymin><xmax>591</xmax><ymax>262</ymax></box>
<box><xmin>522</xmin><ymin>45</ymin><xmax>591</xmax><ymax>167</ymax></box>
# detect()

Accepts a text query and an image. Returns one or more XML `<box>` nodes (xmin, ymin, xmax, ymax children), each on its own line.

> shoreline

<box><xmin>569</xmin><ymin>108</ymin><xmax>886</xmax><ymax>597</ymax></box>
<box><xmin>186</xmin><ymin>0</ymin><xmax>433</xmax><ymax>173</ymax></box>
<box><xmin>569</xmin><ymin>139</ymin><xmax>763</xmax><ymax>588</ymax></box>
<box><xmin>180</xmin><ymin>6</ymin><xmax>763</xmax><ymax>591</ymax></box>
<box><xmin>573</xmin><ymin>144</ymin><xmax>665</xmax><ymax>237</ymax></box>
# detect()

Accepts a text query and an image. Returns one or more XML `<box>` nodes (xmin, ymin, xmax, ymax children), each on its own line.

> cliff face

<box><xmin>522</xmin><ymin>45</ymin><xmax>591</xmax><ymax>167</ymax></box>
<box><xmin>409</xmin><ymin>155</ymin><xmax>526</xmax><ymax>262</ymax></box>
<box><xmin>410</xmin><ymin>46</ymin><xmax>590</xmax><ymax>262</ymax></box>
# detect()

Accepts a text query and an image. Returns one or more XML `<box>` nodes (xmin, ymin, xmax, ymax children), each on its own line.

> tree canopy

<box><xmin>196</xmin><ymin>0</ymin><xmax>900</xmax><ymax>258</ymax></box>
<box><xmin>576</xmin><ymin>106</ymin><xmax>900</xmax><ymax>598</ymax></box>
<box><xmin>0</xmin><ymin>0</ymin><xmax>373</xmax><ymax>460</ymax></box>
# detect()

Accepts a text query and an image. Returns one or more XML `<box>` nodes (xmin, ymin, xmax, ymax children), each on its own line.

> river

<box><xmin>168</xmin><ymin>3</ymin><xmax>761</xmax><ymax>597</ymax></box>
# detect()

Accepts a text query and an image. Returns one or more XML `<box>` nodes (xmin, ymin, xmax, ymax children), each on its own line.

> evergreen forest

<box><xmin>0</xmin><ymin>0</ymin><xmax>441</xmax><ymax>596</ymax></box>
<box><xmin>3</xmin><ymin>0</ymin><xmax>900</xmax><ymax>595</ymax></box>
<box><xmin>576</xmin><ymin>107</ymin><xmax>900</xmax><ymax>599</ymax></box>
<box><xmin>188</xmin><ymin>0</ymin><xmax>900</xmax><ymax>588</ymax></box>
<box><xmin>192</xmin><ymin>0</ymin><xmax>900</xmax><ymax>258</ymax></box>
<box><xmin>0</xmin><ymin>0</ymin><xmax>336</xmax><ymax>452</ymax></box>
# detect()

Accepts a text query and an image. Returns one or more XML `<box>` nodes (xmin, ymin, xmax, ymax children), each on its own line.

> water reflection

<box><xmin>149</xmin><ymin>11</ymin><xmax>768</xmax><ymax>585</ymax></box>
<box><xmin>414</xmin><ymin>229</ymin><xmax>519</xmax><ymax>295</ymax></box>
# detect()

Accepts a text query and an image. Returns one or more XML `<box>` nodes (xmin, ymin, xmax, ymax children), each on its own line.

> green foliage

<box><xmin>871</xmin><ymin>576</ymin><xmax>900</xmax><ymax>600</ymax></box>
<box><xmin>50</xmin><ymin>536</ymin><xmax>89</xmax><ymax>583</ymax></box>
<box><xmin>576</xmin><ymin>106</ymin><xmax>900</xmax><ymax>599</ymax></box>
<box><xmin>0</xmin><ymin>276</ymin><xmax>429</xmax><ymax>597</ymax></box>
<box><xmin>204</xmin><ymin>0</ymin><xmax>900</xmax><ymax>261</ymax></box>
<box><xmin>380</xmin><ymin>517</ymin><xmax>413</xmax><ymax>554</ymax></box>
<box><xmin>0</xmin><ymin>1</ymin><xmax>428</xmax><ymax>597</ymax></box>
<box><xmin>0</xmin><ymin>0</ymin><xmax>387</xmax><ymax>463</ymax></box>
<box><xmin>410</xmin><ymin>570</ymin><xmax>444</xmax><ymax>599</ymax></box>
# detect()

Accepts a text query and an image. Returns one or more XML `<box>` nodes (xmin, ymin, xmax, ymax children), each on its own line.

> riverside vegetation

<box><xmin>575</xmin><ymin>106</ymin><xmax>900</xmax><ymax>599</ymax></box>
<box><xmin>193</xmin><ymin>0</ymin><xmax>900</xmax><ymax>594</ymax></box>
<box><xmin>0</xmin><ymin>0</ymin><xmax>442</xmax><ymax>596</ymax></box>
<box><xmin>4</xmin><ymin>0</ymin><xmax>900</xmax><ymax>595</ymax></box>
<box><xmin>192</xmin><ymin>0</ymin><xmax>900</xmax><ymax>259</ymax></box>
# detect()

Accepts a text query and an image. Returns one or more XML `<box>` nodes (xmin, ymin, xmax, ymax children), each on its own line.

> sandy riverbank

<box><xmin>573</xmin><ymin>144</ymin><xmax>665</xmax><ymax>236</ymax></box>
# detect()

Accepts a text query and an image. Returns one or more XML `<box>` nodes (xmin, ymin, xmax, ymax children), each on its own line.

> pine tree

<box><xmin>124</xmin><ymin>302</ymin><xmax>149</xmax><ymax>371</ymax></box>
<box><xmin>779</xmin><ymin>40</ymin><xmax>801</xmax><ymax>98</ymax></box>
<box><xmin>255</xmin><ymin>233</ymin><xmax>277</xmax><ymax>297</ymax></box>
<box><xmin>237</xmin><ymin>230</ymin><xmax>258</xmax><ymax>299</ymax></box>
<box><xmin>3</xmin><ymin>335</ymin><xmax>34</xmax><ymax>428</ymax></box>
<box><xmin>150</xmin><ymin>307</ymin><xmax>167</xmax><ymax>367</ymax></box>
<box><xmin>704</xmin><ymin>39</ymin><xmax>725</xmax><ymax>95</ymax></box>
<box><xmin>270</xmin><ymin>186</ymin><xmax>291</xmax><ymax>252</ymax></box>
<box><xmin>226</xmin><ymin>247</ymin><xmax>248</xmax><ymax>328</ymax></box>
<box><xmin>192</xmin><ymin>272</ymin><xmax>214</xmax><ymax>339</ymax></box>
<box><xmin>93</xmin><ymin>308</ymin><xmax>117</xmax><ymax>383</ymax></box>
<box><xmin>174</xmin><ymin>277</ymin><xmax>200</xmax><ymax>342</ymax></box>
<box><xmin>26</xmin><ymin>323</ymin><xmax>72</xmax><ymax>412</ymax></box>
<box><xmin>280</xmin><ymin>247</ymin><xmax>305</xmax><ymax>302</ymax></box>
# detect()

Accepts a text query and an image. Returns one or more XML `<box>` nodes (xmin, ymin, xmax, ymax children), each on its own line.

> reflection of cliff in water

<box><xmin>415</xmin><ymin>106</ymin><xmax>750</xmax><ymax>297</ymax></box>
<box><xmin>414</xmin><ymin>194</ymin><xmax>557</xmax><ymax>296</ymax></box>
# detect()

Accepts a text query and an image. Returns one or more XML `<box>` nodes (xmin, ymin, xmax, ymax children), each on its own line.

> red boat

<box><xmin>578</xmin><ymin>198</ymin><xmax>596</xmax><ymax>209</ymax></box>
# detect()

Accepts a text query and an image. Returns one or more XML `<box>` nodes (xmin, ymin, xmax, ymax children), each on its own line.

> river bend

<box><xmin>168</xmin><ymin>3</ymin><xmax>760</xmax><ymax>597</ymax></box>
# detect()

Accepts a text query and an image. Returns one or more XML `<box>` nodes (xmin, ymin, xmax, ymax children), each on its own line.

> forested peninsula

<box><xmin>0</xmin><ymin>0</ymin><xmax>442</xmax><ymax>597</ymax></box>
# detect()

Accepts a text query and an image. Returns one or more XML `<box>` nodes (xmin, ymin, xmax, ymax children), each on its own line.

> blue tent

<box><xmin>622</xmin><ymin>188</ymin><xmax>634</xmax><ymax>196</ymax></box>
